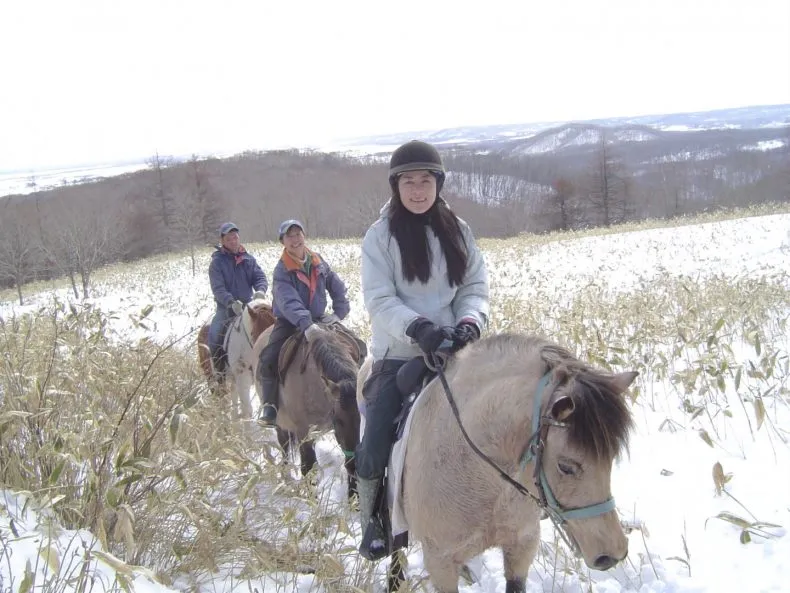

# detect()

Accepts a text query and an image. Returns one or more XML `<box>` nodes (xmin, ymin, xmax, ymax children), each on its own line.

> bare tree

<box><xmin>43</xmin><ymin>202</ymin><xmax>116</xmax><ymax>299</ymax></box>
<box><xmin>170</xmin><ymin>187</ymin><xmax>206</xmax><ymax>277</ymax></box>
<box><xmin>584</xmin><ymin>128</ymin><xmax>632</xmax><ymax>227</ymax></box>
<box><xmin>146</xmin><ymin>151</ymin><xmax>175</xmax><ymax>231</ymax></box>
<box><xmin>165</xmin><ymin>156</ymin><xmax>226</xmax><ymax>275</ymax></box>
<box><xmin>541</xmin><ymin>177</ymin><xmax>579</xmax><ymax>231</ymax></box>
<box><xmin>0</xmin><ymin>208</ymin><xmax>37</xmax><ymax>304</ymax></box>
<box><xmin>188</xmin><ymin>155</ymin><xmax>224</xmax><ymax>244</ymax></box>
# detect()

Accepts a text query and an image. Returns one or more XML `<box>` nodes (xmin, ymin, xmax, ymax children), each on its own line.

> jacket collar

<box><xmin>281</xmin><ymin>247</ymin><xmax>320</xmax><ymax>272</ymax></box>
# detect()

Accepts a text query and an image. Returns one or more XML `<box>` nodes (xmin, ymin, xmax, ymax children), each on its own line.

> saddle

<box><xmin>392</xmin><ymin>356</ymin><xmax>436</xmax><ymax>440</ymax></box>
<box><xmin>276</xmin><ymin>322</ymin><xmax>367</xmax><ymax>384</ymax></box>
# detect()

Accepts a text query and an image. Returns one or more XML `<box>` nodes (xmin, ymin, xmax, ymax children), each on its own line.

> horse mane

<box><xmin>310</xmin><ymin>330</ymin><xmax>358</xmax><ymax>410</ymax></box>
<box><xmin>475</xmin><ymin>334</ymin><xmax>634</xmax><ymax>462</ymax></box>
<box><xmin>310</xmin><ymin>331</ymin><xmax>357</xmax><ymax>384</ymax></box>
<box><xmin>539</xmin><ymin>340</ymin><xmax>634</xmax><ymax>461</ymax></box>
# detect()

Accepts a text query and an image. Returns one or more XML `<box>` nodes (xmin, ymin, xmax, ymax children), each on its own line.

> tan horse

<box><xmin>357</xmin><ymin>333</ymin><xmax>637</xmax><ymax>593</ymax></box>
<box><xmin>197</xmin><ymin>299</ymin><xmax>275</xmax><ymax>419</ymax></box>
<box><xmin>254</xmin><ymin>323</ymin><xmax>363</xmax><ymax>499</ymax></box>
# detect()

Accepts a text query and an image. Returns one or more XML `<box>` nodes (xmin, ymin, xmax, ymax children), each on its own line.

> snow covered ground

<box><xmin>2</xmin><ymin>213</ymin><xmax>789</xmax><ymax>593</ymax></box>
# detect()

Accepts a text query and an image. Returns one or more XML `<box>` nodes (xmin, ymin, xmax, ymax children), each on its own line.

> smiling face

<box><xmin>397</xmin><ymin>170</ymin><xmax>437</xmax><ymax>214</ymax></box>
<box><xmin>282</xmin><ymin>225</ymin><xmax>306</xmax><ymax>260</ymax></box>
<box><xmin>221</xmin><ymin>230</ymin><xmax>240</xmax><ymax>253</ymax></box>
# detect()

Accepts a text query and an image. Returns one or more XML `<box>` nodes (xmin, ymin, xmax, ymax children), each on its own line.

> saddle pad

<box><xmin>277</xmin><ymin>333</ymin><xmax>303</xmax><ymax>382</ymax></box>
<box><xmin>277</xmin><ymin>324</ymin><xmax>364</xmax><ymax>383</ymax></box>
<box><xmin>387</xmin><ymin>376</ymin><xmax>436</xmax><ymax>537</ymax></box>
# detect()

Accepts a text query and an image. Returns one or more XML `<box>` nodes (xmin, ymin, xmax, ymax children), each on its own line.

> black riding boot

<box><xmin>357</xmin><ymin>475</ymin><xmax>388</xmax><ymax>560</ymax></box>
<box><xmin>259</xmin><ymin>377</ymin><xmax>279</xmax><ymax>426</ymax></box>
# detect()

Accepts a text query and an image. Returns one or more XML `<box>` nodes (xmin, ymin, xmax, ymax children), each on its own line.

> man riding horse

<box><xmin>256</xmin><ymin>219</ymin><xmax>352</xmax><ymax>426</ymax></box>
<box><xmin>208</xmin><ymin>222</ymin><xmax>269</xmax><ymax>384</ymax></box>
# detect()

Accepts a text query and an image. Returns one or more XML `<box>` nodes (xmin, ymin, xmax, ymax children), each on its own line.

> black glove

<box><xmin>406</xmin><ymin>318</ymin><xmax>455</xmax><ymax>355</ymax></box>
<box><xmin>451</xmin><ymin>322</ymin><xmax>480</xmax><ymax>352</ymax></box>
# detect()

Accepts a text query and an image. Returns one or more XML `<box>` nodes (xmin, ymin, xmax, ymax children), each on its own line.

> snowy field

<box><xmin>1</xmin><ymin>212</ymin><xmax>789</xmax><ymax>593</ymax></box>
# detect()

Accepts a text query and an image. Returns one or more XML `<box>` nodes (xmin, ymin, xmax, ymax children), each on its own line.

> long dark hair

<box><xmin>388</xmin><ymin>191</ymin><xmax>469</xmax><ymax>287</ymax></box>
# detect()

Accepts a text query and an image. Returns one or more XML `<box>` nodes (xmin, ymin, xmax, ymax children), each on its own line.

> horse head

<box><xmin>528</xmin><ymin>355</ymin><xmax>637</xmax><ymax>570</ymax></box>
<box><xmin>244</xmin><ymin>300</ymin><xmax>275</xmax><ymax>344</ymax></box>
<box><xmin>309</xmin><ymin>326</ymin><xmax>362</xmax><ymax>495</ymax></box>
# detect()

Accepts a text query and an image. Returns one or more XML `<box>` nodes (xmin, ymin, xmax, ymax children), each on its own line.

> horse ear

<box><xmin>611</xmin><ymin>371</ymin><xmax>639</xmax><ymax>394</ymax></box>
<box><xmin>550</xmin><ymin>395</ymin><xmax>575</xmax><ymax>422</ymax></box>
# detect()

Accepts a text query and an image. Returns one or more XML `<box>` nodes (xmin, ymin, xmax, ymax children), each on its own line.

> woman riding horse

<box><xmin>356</xmin><ymin>140</ymin><xmax>490</xmax><ymax>559</ymax></box>
<box><xmin>256</xmin><ymin>219</ymin><xmax>351</xmax><ymax>425</ymax></box>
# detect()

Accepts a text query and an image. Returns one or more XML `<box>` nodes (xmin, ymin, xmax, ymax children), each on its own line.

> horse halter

<box><xmin>518</xmin><ymin>373</ymin><xmax>617</xmax><ymax>552</ymax></box>
<box><xmin>431</xmin><ymin>357</ymin><xmax>617</xmax><ymax>556</ymax></box>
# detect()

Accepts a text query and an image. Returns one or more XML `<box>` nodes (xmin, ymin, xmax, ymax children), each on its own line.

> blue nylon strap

<box><xmin>523</xmin><ymin>371</ymin><xmax>617</xmax><ymax>523</ymax></box>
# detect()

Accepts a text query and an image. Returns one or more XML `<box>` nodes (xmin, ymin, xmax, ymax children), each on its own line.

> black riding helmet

<box><xmin>388</xmin><ymin>140</ymin><xmax>445</xmax><ymax>195</ymax></box>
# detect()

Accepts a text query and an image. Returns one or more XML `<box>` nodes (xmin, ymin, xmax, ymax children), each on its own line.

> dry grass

<box><xmin>1</xmin><ymin>203</ymin><xmax>789</xmax><ymax>592</ymax></box>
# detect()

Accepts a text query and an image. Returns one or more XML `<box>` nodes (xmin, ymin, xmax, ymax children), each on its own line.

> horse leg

<box><xmin>299</xmin><ymin>438</ymin><xmax>317</xmax><ymax>478</ymax></box>
<box><xmin>422</xmin><ymin>545</ymin><xmax>460</xmax><ymax>593</ymax></box>
<box><xmin>502</xmin><ymin>535</ymin><xmax>539</xmax><ymax>593</ymax></box>
<box><xmin>235</xmin><ymin>369</ymin><xmax>253</xmax><ymax>420</ymax></box>
<box><xmin>229</xmin><ymin>383</ymin><xmax>241</xmax><ymax>420</ymax></box>
<box><xmin>387</xmin><ymin>549</ymin><xmax>407</xmax><ymax>593</ymax></box>
<box><xmin>276</xmin><ymin>427</ymin><xmax>292</xmax><ymax>464</ymax></box>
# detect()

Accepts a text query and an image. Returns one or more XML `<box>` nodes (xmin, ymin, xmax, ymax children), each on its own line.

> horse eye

<box><xmin>557</xmin><ymin>462</ymin><xmax>576</xmax><ymax>476</ymax></box>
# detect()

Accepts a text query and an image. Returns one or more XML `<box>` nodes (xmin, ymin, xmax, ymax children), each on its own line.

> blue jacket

<box><xmin>209</xmin><ymin>245</ymin><xmax>268</xmax><ymax>309</ymax></box>
<box><xmin>272</xmin><ymin>248</ymin><xmax>350</xmax><ymax>332</ymax></box>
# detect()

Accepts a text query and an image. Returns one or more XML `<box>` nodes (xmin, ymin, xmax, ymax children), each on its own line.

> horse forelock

<box><xmin>470</xmin><ymin>335</ymin><xmax>633</xmax><ymax>462</ymax></box>
<box><xmin>310</xmin><ymin>331</ymin><xmax>358</xmax><ymax>384</ymax></box>
<box><xmin>335</xmin><ymin>379</ymin><xmax>358</xmax><ymax>411</ymax></box>
<box><xmin>540</xmin><ymin>343</ymin><xmax>634</xmax><ymax>461</ymax></box>
<box><xmin>247</xmin><ymin>303</ymin><xmax>275</xmax><ymax>337</ymax></box>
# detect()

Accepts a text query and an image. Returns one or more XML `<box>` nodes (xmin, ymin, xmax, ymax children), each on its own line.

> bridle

<box><xmin>426</xmin><ymin>353</ymin><xmax>617</xmax><ymax>555</ymax></box>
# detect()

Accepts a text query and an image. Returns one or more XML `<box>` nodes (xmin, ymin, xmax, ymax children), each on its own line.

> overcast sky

<box><xmin>1</xmin><ymin>0</ymin><xmax>789</xmax><ymax>171</ymax></box>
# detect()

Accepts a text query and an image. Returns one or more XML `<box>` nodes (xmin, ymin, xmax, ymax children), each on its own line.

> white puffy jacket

<box><xmin>361</xmin><ymin>202</ymin><xmax>490</xmax><ymax>361</ymax></box>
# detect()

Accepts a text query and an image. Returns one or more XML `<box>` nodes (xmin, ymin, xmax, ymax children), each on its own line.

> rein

<box><xmin>230</xmin><ymin>310</ymin><xmax>255</xmax><ymax>350</ymax></box>
<box><xmin>427</xmin><ymin>352</ymin><xmax>617</xmax><ymax>555</ymax></box>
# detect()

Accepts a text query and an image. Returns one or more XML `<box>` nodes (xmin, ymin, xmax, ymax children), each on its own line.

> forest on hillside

<box><xmin>1</xmin><ymin>123</ymin><xmax>788</xmax><ymax>301</ymax></box>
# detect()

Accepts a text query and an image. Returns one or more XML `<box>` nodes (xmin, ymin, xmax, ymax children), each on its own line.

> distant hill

<box><xmin>331</xmin><ymin>103</ymin><xmax>790</xmax><ymax>154</ymax></box>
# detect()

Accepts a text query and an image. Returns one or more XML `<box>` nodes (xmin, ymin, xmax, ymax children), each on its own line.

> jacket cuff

<box><xmin>458</xmin><ymin>316</ymin><xmax>479</xmax><ymax>328</ymax></box>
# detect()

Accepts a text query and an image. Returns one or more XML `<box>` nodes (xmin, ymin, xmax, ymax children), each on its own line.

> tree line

<box><xmin>1</xmin><ymin>124</ymin><xmax>788</xmax><ymax>304</ymax></box>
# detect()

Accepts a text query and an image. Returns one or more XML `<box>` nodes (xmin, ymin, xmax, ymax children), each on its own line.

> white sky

<box><xmin>1</xmin><ymin>0</ymin><xmax>789</xmax><ymax>171</ymax></box>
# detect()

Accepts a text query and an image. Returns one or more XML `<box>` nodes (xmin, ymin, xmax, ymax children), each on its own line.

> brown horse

<box><xmin>254</xmin><ymin>323</ymin><xmax>362</xmax><ymax>499</ymax></box>
<box><xmin>197</xmin><ymin>298</ymin><xmax>275</xmax><ymax>419</ymax></box>
<box><xmin>357</xmin><ymin>333</ymin><xmax>638</xmax><ymax>593</ymax></box>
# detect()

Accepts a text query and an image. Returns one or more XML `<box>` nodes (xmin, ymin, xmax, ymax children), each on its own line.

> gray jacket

<box><xmin>361</xmin><ymin>202</ymin><xmax>489</xmax><ymax>361</ymax></box>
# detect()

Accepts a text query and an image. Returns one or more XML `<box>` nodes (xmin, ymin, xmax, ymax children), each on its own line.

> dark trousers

<box><xmin>355</xmin><ymin>358</ymin><xmax>408</xmax><ymax>480</ymax></box>
<box><xmin>207</xmin><ymin>305</ymin><xmax>233</xmax><ymax>355</ymax></box>
<box><xmin>257</xmin><ymin>318</ymin><xmax>298</xmax><ymax>383</ymax></box>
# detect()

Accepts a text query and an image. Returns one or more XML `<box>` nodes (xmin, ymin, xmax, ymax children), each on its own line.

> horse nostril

<box><xmin>593</xmin><ymin>555</ymin><xmax>617</xmax><ymax>571</ymax></box>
